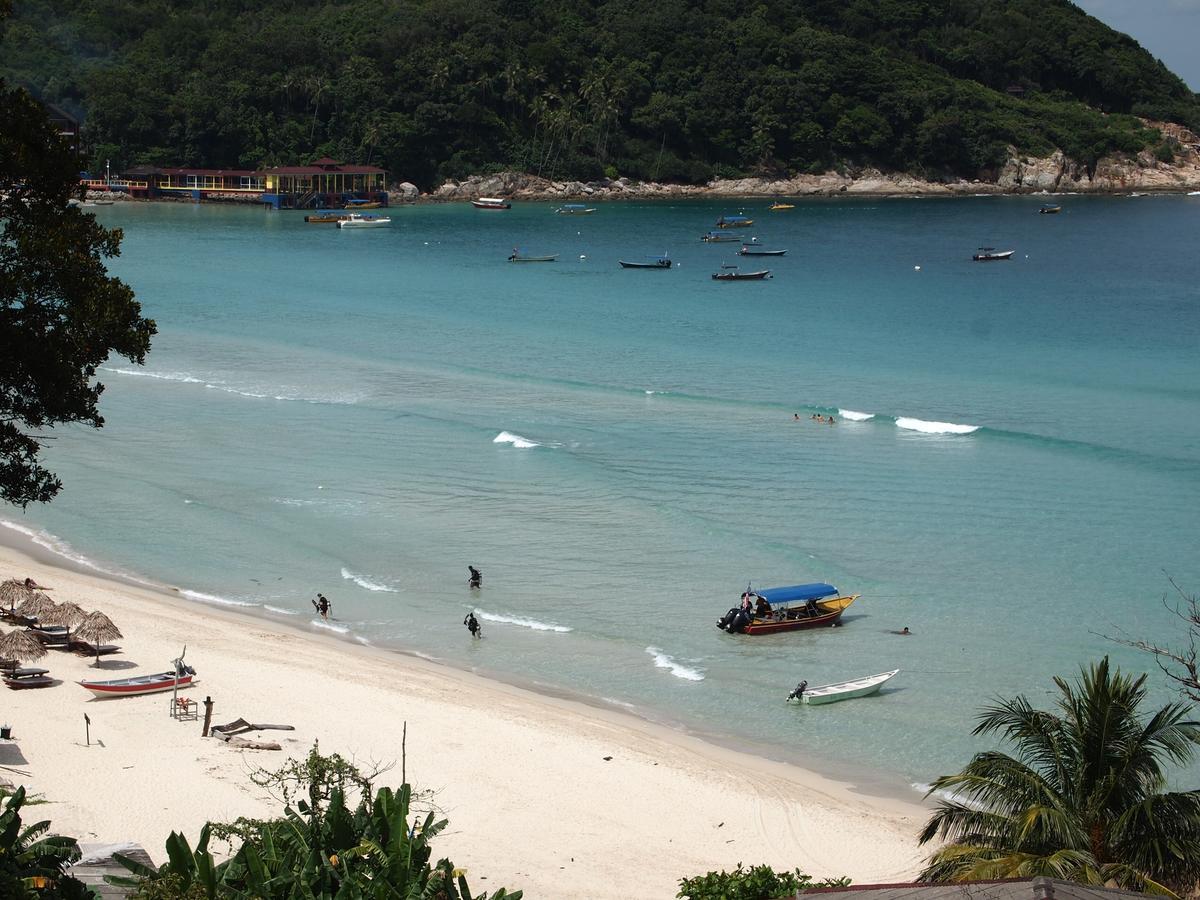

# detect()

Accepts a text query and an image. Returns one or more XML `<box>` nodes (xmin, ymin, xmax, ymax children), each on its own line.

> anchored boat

<box><xmin>556</xmin><ymin>203</ymin><xmax>596</xmax><ymax>215</ymax></box>
<box><xmin>717</xmin><ymin>583</ymin><xmax>858</xmax><ymax>634</ymax></box>
<box><xmin>619</xmin><ymin>256</ymin><xmax>672</xmax><ymax>269</ymax></box>
<box><xmin>972</xmin><ymin>247</ymin><xmax>1013</xmax><ymax>261</ymax></box>
<box><xmin>508</xmin><ymin>252</ymin><xmax>558</xmax><ymax>262</ymax></box>
<box><xmin>738</xmin><ymin>245</ymin><xmax>787</xmax><ymax>256</ymax></box>
<box><xmin>336</xmin><ymin>213</ymin><xmax>391</xmax><ymax>228</ymax></box>
<box><xmin>701</xmin><ymin>231</ymin><xmax>742</xmax><ymax>243</ymax></box>
<box><xmin>472</xmin><ymin>197</ymin><xmax>511</xmax><ymax>209</ymax></box>
<box><xmin>716</xmin><ymin>214</ymin><xmax>753</xmax><ymax>228</ymax></box>
<box><xmin>712</xmin><ymin>269</ymin><xmax>771</xmax><ymax>281</ymax></box>
<box><xmin>789</xmin><ymin>670</ymin><xmax>899</xmax><ymax>705</ymax></box>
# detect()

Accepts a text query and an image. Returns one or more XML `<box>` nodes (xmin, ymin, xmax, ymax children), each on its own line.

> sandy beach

<box><xmin>0</xmin><ymin>532</ymin><xmax>926</xmax><ymax>898</ymax></box>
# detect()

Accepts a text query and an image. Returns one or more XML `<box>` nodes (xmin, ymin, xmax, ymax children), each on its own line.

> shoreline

<box><xmin>0</xmin><ymin>522</ymin><xmax>928</xmax><ymax>897</ymax></box>
<box><xmin>0</xmin><ymin>516</ymin><xmax>927</xmax><ymax>807</ymax></box>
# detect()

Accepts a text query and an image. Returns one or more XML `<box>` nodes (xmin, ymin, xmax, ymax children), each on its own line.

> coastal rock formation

<box><xmin>425</xmin><ymin>121</ymin><xmax>1200</xmax><ymax>201</ymax></box>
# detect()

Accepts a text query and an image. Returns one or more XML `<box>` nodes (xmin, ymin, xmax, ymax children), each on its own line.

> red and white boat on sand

<box><xmin>79</xmin><ymin>665</ymin><xmax>196</xmax><ymax>698</ymax></box>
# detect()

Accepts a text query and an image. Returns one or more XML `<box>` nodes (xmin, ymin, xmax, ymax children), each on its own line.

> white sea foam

<box><xmin>493</xmin><ymin>431</ymin><xmax>540</xmax><ymax>449</ymax></box>
<box><xmin>104</xmin><ymin>367</ymin><xmax>203</xmax><ymax>384</ymax></box>
<box><xmin>311</xmin><ymin>619</ymin><xmax>350</xmax><ymax>634</ymax></box>
<box><xmin>180</xmin><ymin>588</ymin><xmax>257</xmax><ymax>608</ymax></box>
<box><xmin>644</xmin><ymin>646</ymin><xmax>705</xmax><ymax>681</ymax></box>
<box><xmin>354</xmin><ymin>635</ymin><xmax>372</xmax><ymax>645</ymax></box>
<box><xmin>838</xmin><ymin>409</ymin><xmax>875</xmax><ymax>422</ymax></box>
<box><xmin>340</xmin><ymin>567</ymin><xmax>399</xmax><ymax>593</ymax></box>
<box><xmin>263</xmin><ymin>604</ymin><xmax>299</xmax><ymax>616</ymax></box>
<box><xmin>895</xmin><ymin>417</ymin><xmax>980</xmax><ymax>435</ymax></box>
<box><xmin>102</xmin><ymin>366</ymin><xmax>360</xmax><ymax>407</ymax></box>
<box><xmin>912</xmin><ymin>782</ymin><xmax>989</xmax><ymax>811</ymax></box>
<box><xmin>476</xmin><ymin>610</ymin><xmax>572</xmax><ymax>632</ymax></box>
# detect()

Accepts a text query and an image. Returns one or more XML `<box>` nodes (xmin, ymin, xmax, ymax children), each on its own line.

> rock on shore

<box><xmin>397</xmin><ymin>120</ymin><xmax>1200</xmax><ymax>203</ymax></box>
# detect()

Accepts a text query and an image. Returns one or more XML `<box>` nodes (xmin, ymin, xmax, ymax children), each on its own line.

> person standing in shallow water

<box><xmin>312</xmin><ymin>593</ymin><xmax>332</xmax><ymax>621</ymax></box>
<box><xmin>468</xmin><ymin>565</ymin><xmax>482</xmax><ymax>589</ymax></box>
<box><xmin>464</xmin><ymin>611</ymin><xmax>482</xmax><ymax>638</ymax></box>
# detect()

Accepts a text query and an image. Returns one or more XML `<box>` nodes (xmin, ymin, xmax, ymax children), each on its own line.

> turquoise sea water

<box><xmin>9</xmin><ymin>195</ymin><xmax>1200</xmax><ymax>791</ymax></box>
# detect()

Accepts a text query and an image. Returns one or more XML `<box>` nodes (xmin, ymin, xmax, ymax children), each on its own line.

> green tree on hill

<box><xmin>918</xmin><ymin>657</ymin><xmax>1200</xmax><ymax>895</ymax></box>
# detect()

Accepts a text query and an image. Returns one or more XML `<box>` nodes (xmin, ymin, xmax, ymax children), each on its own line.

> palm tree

<box><xmin>918</xmin><ymin>657</ymin><xmax>1200</xmax><ymax>895</ymax></box>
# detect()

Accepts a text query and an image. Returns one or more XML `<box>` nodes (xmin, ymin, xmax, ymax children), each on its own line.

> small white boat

<box><xmin>336</xmin><ymin>213</ymin><xmax>391</xmax><ymax>228</ymax></box>
<box><xmin>471</xmin><ymin>197</ymin><xmax>511</xmax><ymax>210</ymax></box>
<box><xmin>792</xmin><ymin>669</ymin><xmax>898</xmax><ymax>705</ymax></box>
<box><xmin>79</xmin><ymin>666</ymin><xmax>196</xmax><ymax>698</ymax></box>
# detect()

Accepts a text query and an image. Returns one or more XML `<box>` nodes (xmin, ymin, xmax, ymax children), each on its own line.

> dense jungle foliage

<box><xmin>3</xmin><ymin>0</ymin><xmax>1198</xmax><ymax>187</ymax></box>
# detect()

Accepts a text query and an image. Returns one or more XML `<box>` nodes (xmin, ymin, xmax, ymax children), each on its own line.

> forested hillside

<box><xmin>3</xmin><ymin>0</ymin><xmax>1198</xmax><ymax>187</ymax></box>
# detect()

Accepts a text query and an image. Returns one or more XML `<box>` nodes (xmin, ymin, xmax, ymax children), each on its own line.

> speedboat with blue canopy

<box><xmin>717</xmin><ymin>583</ymin><xmax>858</xmax><ymax>635</ymax></box>
<box><xmin>716</xmin><ymin>214</ymin><xmax>754</xmax><ymax>228</ymax></box>
<box><xmin>556</xmin><ymin>203</ymin><xmax>596</xmax><ymax>214</ymax></box>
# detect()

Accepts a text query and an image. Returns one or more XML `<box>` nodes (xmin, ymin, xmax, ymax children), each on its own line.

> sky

<box><xmin>1074</xmin><ymin>0</ymin><xmax>1200</xmax><ymax>90</ymax></box>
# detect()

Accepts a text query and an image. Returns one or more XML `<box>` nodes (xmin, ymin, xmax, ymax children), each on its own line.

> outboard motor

<box><xmin>787</xmin><ymin>680</ymin><xmax>808</xmax><ymax>702</ymax></box>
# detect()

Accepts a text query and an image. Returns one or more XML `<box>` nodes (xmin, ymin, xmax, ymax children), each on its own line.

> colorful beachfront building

<box><xmin>84</xmin><ymin>157</ymin><xmax>387</xmax><ymax>208</ymax></box>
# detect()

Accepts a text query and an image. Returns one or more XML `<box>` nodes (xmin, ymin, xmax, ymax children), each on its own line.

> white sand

<box><xmin>0</xmin><ymin>538</ymin><xmax>927</xmax><ymax>898</ymax></box>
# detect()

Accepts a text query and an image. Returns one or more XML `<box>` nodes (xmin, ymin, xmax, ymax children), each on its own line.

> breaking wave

<box><xmin>340</xmin><ymin>568</ymin><xmax>399</xmax><ymax>593</ymax></box>
<box><xmin>101</xmin><ymin>366</ymin><xmax>360</xmax><ymax>406</ymax></box>
<box><xmin>180</xmin><ymin>588</ymin><xmax>257</xmax><ymax>608</ymax></box>
<box><xmin>263</xmin><ymin>604</ymin><xmax>299</xmax><ymax>616</ymax></box>
<box><xmin>311</xmin><ymin>619</ymin><xmax>350</xmax><ymax>634</ymax></box>
<box><xmin>895</xmin><ymin>417</ymin><xmax>980</xmax><ymax>435</ymax></box>
<box><xmin>493</xmin><ymin>431</ymin><xmax>540</xmax><ymax>449</ymax></box>
<box><xmin>838</xmin><ymin>409</ymin><xmax>875</xmax><ymax>422</ymax></box>
<box><xmin>475</xmin><ymin>610</ymin><xmax>572</xmax><ymax>632</ymax></box>
<box><xmin>645</xmin><ymin>646</ymin><xmax>705</xmax><ymax>681</ymax></box>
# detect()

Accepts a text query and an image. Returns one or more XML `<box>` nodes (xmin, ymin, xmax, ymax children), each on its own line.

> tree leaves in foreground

<box><xmin>918</xmin><ymin>656</ymin><xmax>1200</xmax><ymax>895</ymax></box>
<box><xmin>0</xmin><ymin>786</ymin><xmax>91</xmax><ymax>900</ymax></box>
<box><xmin>677</xmin><ymin>863</ymin><xmax>848</xmax><ymax>900</ymax></box>
<box><xmin>109</xmin><ymin>743</ymin><xmax>521</xmax><ymax>899</ymax></box>
<box><xmin>0</xmin><ymin>72</ymin><xmax>156</xmax><ymax>507</ymax></box>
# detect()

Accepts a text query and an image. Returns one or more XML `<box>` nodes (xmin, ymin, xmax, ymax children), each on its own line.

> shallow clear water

<box><xmin>10</xmin><ymin>195</ymin><xmax>1200</xmax><ymax>790</ymax></box>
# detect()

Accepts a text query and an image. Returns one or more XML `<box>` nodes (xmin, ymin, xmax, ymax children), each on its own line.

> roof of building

<box><xmin>798</xmin><ymin>877</ymin><xmax>1159</xmax><ymax>900</ymax></box>
<box><xmin>264</xmin><ymin>164</ymin><xmax>385</xmax><ymax>175</ymax></box>
<box><xmin>121</xmin><ymin>166</ymin><xmax>260</xmax><ymax>177</ymax></box>
<box><xmin>69</xmin><ymin>843</ymin><xmax>155</xmax><ymax>898</ymax></box>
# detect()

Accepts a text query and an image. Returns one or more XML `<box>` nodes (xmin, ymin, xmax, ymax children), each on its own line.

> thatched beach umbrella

<box><xmin>74</xmin><ymin>611</ymin><xmax>123</xmax><ymax>666</ymax></box>
<box><xmin>0</xmin><ymin>579</ymin><xmax>35</xmax><ymax>613</ymax></box>
<box><xmin>0</xmin><ymin>626</ymin><xmax>48</xmax><ymax>668</ymax></box>
<box><xmin>15</xmin><ymin>591</ymin><xmax>56</xmax><ymax>620</ymax></box>
<box><xmin>39</xmin><ymin>601</ymin><xmax>86</xmax><ymax>628</ymax></box>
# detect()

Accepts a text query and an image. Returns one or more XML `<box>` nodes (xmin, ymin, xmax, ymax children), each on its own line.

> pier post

<box><xmin>202</xmin><ymin>696</ymin><xmax>213</xmax><ymax>737</ymax></box>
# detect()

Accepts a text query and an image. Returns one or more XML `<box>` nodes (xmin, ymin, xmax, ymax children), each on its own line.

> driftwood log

<box><xmin>208</xmin><ymin>717</ymin><xmax>295</xmax><ymax>750</ymax></box>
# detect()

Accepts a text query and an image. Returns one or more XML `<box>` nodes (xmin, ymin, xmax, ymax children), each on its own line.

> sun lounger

<box><xmin>2</xmin><ymin>667</ymin><xmax>49</xmax><ymax>678</ymax></box>
<box><xmin>71</xmin><ymin>640</ymin><xmax>121</xmax><ymax>656</ymax></box>
<box><xmin>5</xmin><ymin>675</ymin><xmax>54</xmax><ymax>689</ymax></box>
<box><xmin>29</xmin><ymin>626</ymin><xmax>69</xmax><ymax>647</ymax></box>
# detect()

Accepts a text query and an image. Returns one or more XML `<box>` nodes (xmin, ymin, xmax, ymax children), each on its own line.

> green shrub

<box><xmin>678</xmin><ymin>863</ymin><xmax>849</xmax><ymax>900</ymax></box>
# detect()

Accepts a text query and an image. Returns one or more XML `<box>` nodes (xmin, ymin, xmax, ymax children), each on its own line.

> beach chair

<box><xmin>28</xmin><ymin>626</ymin><xmax>70</xmax><ymax>648</ymax></box>
<box><xmin>71</xmin><ymin>640</ymin><xmax>121</xmax><ymax>657</ymax></box>
<box><xmin>4</xmin><ymin>674</ymin><xmax>54</xmax><ymax>689</ymax></box>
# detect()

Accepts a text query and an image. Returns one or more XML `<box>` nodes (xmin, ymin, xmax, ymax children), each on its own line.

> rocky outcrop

<box><xmin>421</xmin><ymin>120</ymin><xmax>1200</xmax><ymax>201</ymax></box>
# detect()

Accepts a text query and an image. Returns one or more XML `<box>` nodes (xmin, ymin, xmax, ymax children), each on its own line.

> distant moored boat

<box><xmin>790</xmin><ymin>670</ymin><xmax>899</xmax><ymax>705</ymax></box>
<box><xmin>619</xmin><ymin>256</ymin><xmax>672</xmax><ymax>269</ymax></box>
<box><xmin>472</xmin><ymin>197</ymin><xmax>511</xmax><ymax>209</ymax></box>
<box><xmin>972</xmin><ymin>247</ymin><xmax>1013</xmax><ymax>261</ymax></box>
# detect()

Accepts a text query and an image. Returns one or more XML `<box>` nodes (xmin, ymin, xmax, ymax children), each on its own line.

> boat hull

<box><xmin>972</xmin><ymin>250</ymin><xmax>1013</xmax><ymax>261</ymax></box>
<box><xmin>508</xmin><ymin>256</ymin><xmax>558</xmax><ymax>262</ymax></box>
<box><xmin>738</xmin><ymin>249</ymin><xmax>787</xmax><ymax>256</ymax></box>
<box><xmin>79</xmin><ymin>671</ymin><xmax>195</xmax><ymax>698</ymax></box>
<box><xmin>712</xmin><ymin>270</ymin><xmax>771</xmax><ymax>281</ymax></box>
<box><xmin>724</xmin><ymin>595</ymin><xmax>857</xmax><ymax>635</ymax></box>
<box><xmin>472</xmin><ymin>199</ymin><xmax>511</xmax><ymax>209</ymax></box>
<box><xmin>801</xmin><ymin>670</ymin><xmax>899</xmax><ymax>704</ymax></box>
<box><xmin>619</xmin><ymin>261</ymin><xmax>671</xmax><ymax>269</ymax></box>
